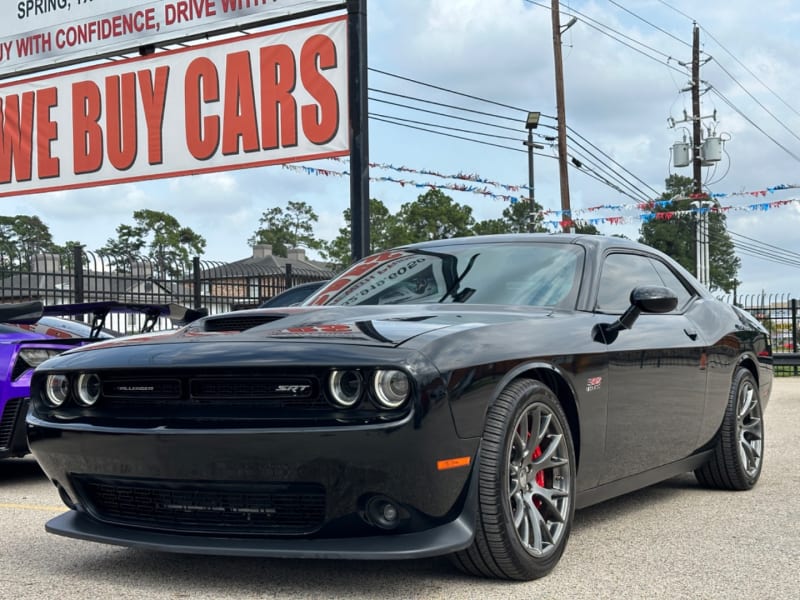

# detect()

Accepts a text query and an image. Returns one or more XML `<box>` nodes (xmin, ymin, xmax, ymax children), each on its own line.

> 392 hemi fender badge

<box><xmin>586</xmin><ymin>376</ymin><xmax>603</xmax><ymax>392</ymax></box>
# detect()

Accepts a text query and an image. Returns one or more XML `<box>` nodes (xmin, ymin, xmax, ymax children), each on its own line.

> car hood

<box><xmin>82</xmin><ymin>304</ymin><xmax>561</xmax><ymax>351</ymax></box>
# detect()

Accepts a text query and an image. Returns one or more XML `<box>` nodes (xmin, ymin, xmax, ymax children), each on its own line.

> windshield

<box><xmin>307</xmin><ymin>242</ymin><xmax>584</xmax><ymax>308</ymax></box>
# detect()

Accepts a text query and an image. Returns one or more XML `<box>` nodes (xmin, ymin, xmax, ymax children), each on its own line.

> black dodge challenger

<box><xmin>27</xmin><ymin>234</ymin><xmax>771</xmax><ymax>580</ymax></box>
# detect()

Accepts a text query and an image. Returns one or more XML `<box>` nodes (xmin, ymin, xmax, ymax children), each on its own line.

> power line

<box><xmin>699</xmin><ymin>25</ymin><xmax>800</xmax><ymax>120</ymax></box>
<box><xmin>653</xmin><ymin>0</ymin><xmax>694</xmax><ymax>22</ymax></box>
<box><xmin>728</xmin><ymin>229</ymin><xmax>800</xmax><ymax>262</ymax></box>
<box><xmin>369</xmin><ymin>112</ymin><xmax>526</xmax><ymax>146</ymax></box>
<box><xmin>708</xmin><ymin>57</ymin><xmax>800</xmax><ymax>146</ymax></box>
<box><xmin>368</xmin><ymin>68</ymin><xmax>555</xmax><ymax>119</ymax></box>
<box><xmin>369</xmin><ymin>96</ymin><xmax>535</xmax><ymax>137</ymax></box>
<box><xmin>521</xmin><ymin>0</ymin><xmax>689</xmax><ymax>75</ymax></box>
<box><xmin>564</xmin><ymin>139</ymin><xmax>653</xmax><ymax>201</ymax></box>
<box><xmin>368</xmin><ymin>115</ymin><xmax>532</xmax><ymax>156</ymax></box>
<box><xmin>709</xmin><ymin>87</ymin><xmax>800</xmax><ymax>164</ymax></box>
<box><xmin>606</xmin><ymin>0</ymin><xmax>690</xmax><ymax>48</ymax></box>
<box><xmin>368</xmin><ymin>87</ymin><xmax>544</xmax><ymax>127</ymax></box>
<box><xmin>369</xmin><ymin>71</ymin><xmax>658</xmax><ymax>200</ymax></box>
<box><xmin>703</xmin><ymin>227</ymin><xmax>800</xmax><ymax>270</ymax></box>
<box><xmin>567</xmin><ymin>126</ymin><xmax>662</xmax><ymax>197</ymax></box>
<box><xmin>531</xmin><ymin>2</ymin><xmax>800</xmax><ymax>181</ymax></box>
<box><xmin>608</xmin><ymin>2</ymin><xmax>800</xmax><ymax>164</ymax></box>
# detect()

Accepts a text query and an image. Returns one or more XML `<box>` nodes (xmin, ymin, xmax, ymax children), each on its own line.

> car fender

<box><xmin>447</xmin><ymin>359</ymin><xmax>582</xmax><ymax>444</ymax></box>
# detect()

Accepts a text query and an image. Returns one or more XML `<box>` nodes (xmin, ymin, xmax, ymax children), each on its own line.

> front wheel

<box><xmin>450</xmin><ymin>378</ymin><xmax>576</xmax><ymax>580</ymax></box>
<box><xmin>695</xmin><ymin>367</ymin><xmax>764</xmax><ymax>490</ymax></box>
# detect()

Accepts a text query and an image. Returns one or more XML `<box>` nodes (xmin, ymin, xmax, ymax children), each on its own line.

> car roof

<box><xmin>401</xmin><ymin>233</ymin><xmax>645</xmax><ymax>253</ymax></box>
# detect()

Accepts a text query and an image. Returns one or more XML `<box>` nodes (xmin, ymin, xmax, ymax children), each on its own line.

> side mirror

<box><xmin>594</xmin><ymin>286</ymin><xmax>678</xmax><ymax>344</ymax></box>
<box><xmin>630</xmin><ymin>286</ymin><xmax>679</xmax><ymax>314</ymax></box>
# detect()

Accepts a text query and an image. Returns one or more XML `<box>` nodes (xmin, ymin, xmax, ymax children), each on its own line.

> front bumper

<box><xmin>28</xmin><ymin>402</ymin><xmax>481</xmax><ymax>558</ymax></box>
<box><xmin>45</xmin><ymin>471</ymin><xmax>477</xmax><ymax>559</ymax></box>
<box><xmin>0</xmin><ymin>397</ymin><xmax>30</xmax><ymax>459</ymax></box>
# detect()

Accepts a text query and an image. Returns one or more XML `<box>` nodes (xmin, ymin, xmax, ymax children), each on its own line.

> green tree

<box><xmin>474</xmin><ymin>199</ymin><xmax>547</xmax><ymax>234</ymax></box>
<box><xmin>249</xmin><ymin>201</ymin><xmax>324</xmax><ymax>257</ymax></box>
<box><xmin>324</xmin><ymin>198</ymin><xmax>402</xmax><ymax>268</ymax></box>
<box><xmin>572</xmin><ymin>221</ymin><xmax>601</xmax><ymax>235</ymax></box>
<box><xmin>395</xmin><ymin>189</ymin><xmax>475</xmax><ymax>244</ymax></box>
<box><xmin>638</xmin><ymin>174</ymin><xmax>739</xmax><ymax>292</ymax></box>
<box><xmin>0</xmin><ymin>215</ymin><xmax>66</xmax><ymax>273</ymax></box>
<box><xmin>0</xmin><ymin>215</ymin><xmax>59</xmax><ymax>258</ymax></box>
<box><xmin>100</xmin><ymin>209</ymin><xmax>206</xmax><ymax>276</ymax></box>
<box><xmin>471</xmin><ymin>218</ymin><xmax>508</xmax><ymax>235</ymax></box>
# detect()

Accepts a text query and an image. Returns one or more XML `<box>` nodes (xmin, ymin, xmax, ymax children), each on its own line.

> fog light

<box><xmin>382</xmin><ymin>503</ymin><xmax>398</xmax><ymax>522</ymax></box>
<box><xmin>55</xmin><ymin>482</ymin><xmax>78</xmax><ymax>510</ymax></box>
<box><xmin>365</xmin><ymin>495</ymin><xmax>401</xmax><ymax>530</ymax></box>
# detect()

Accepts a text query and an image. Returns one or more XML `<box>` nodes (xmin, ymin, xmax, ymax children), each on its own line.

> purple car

<box><xmin>0</xmin><ymin>301</ymin><xmax>205</xmax><ymax>460</ymax></box>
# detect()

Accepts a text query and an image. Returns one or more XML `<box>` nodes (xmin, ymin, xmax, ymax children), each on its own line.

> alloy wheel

<box><xmin>507</xmin><ymin>402</ymin><xmax>572</xmax><ymax>557</ymax></box>
<box><xmin>736</xmin><ymin>379</ymin><xmax>763</xmax><ymax>478</ymax></box>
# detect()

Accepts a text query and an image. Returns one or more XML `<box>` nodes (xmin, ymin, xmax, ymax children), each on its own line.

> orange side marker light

<box><xmin>437</xmin><ymin>456</ymin><xmax>471</xmax><ymax>471</ymax></box>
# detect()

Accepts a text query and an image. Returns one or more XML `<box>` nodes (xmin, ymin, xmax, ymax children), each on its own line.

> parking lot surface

<box><xmin>1</xmin><ymin>378</ymin><xmax>798</xmax><ymax>599</ymax></box>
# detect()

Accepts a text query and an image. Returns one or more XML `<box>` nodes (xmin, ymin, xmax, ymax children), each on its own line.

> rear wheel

<box><xmin>451</xmin><ymin>378</ymin><xmax>576</xmax><ymax>580</ymax></box>
<box><xmin>695</xmin><ymin>367</ymin><xmax>764</xmax><ymax>490</ymax></box>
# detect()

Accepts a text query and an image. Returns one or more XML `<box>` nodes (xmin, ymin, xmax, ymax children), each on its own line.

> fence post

<box><xmin>792</xmin><ymin>298</ymin><xmax>798</xmax><ymax>376</ymax></box>
<box><xmin>72</xmin><ymin>245</ymin><xmax>84</xmax><ymax>304</ymax></box>
<box><xmin>285</xmin><ymin>263</ymin><xmax>293</xmax><ymax>290</ymax></box>
<box><xmin>192</xmin><ymin>256</ymin><xmax>201</xmax><ymax>309</ymax></box>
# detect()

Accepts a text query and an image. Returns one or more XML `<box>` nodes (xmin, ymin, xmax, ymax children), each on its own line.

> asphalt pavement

<box><xmin>1</xmin><ymin>378</ymin><xmax>798</xmax><ymax>599</ymax></box>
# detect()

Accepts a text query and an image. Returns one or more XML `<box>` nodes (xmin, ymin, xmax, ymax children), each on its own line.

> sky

<box><xmin>5</xmin><ymin>0</ymin><xmax>800</xmax><ymax>297</ymax></box>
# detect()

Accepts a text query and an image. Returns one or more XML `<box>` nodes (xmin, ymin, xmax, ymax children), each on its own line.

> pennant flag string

<box><xmin>326</xmin><ymin>157</ymin><xmax>800</xmax><ymax>201</ymax></box>
<box><xmin>282</xmin><ymin>163</ymin><xmax>800</xmax><ymax>224</ymax></box>
<box><xmin>282</xmin><ymin>164</ymin><xmax>525</xmax><ymax>203</ymax></box>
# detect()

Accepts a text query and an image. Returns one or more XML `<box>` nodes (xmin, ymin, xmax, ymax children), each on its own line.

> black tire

<box><xmin>695</xmin><ymin>367</ymin><xmax>764</xmax><ymax>490</ymax></box>
<box><xmin>450</xmin><ymin>378</ymin><xmax>576</xmax><ymax>581</ymax></box>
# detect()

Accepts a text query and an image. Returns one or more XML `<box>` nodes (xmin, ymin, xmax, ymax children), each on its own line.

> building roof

<box><xmin>200</xmin><ymin>245</ymin><xmax>335</xmax><ymax>278</ymax></box>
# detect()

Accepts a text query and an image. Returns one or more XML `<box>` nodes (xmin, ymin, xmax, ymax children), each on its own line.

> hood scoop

<box><xmin>203</xmin><ymin>313</ymin><xmax>288</xmax><ymax>333</ymax></box>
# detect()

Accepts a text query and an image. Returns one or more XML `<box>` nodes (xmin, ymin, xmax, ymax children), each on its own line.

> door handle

<box><xmin>684</xmin><ymin>328</ymin><xmax>698</xmax><ymax>340</ymax></box>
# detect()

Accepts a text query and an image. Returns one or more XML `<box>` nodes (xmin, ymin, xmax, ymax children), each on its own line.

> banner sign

<box><xmin>0</xmin><ymin>15</ymin><xmax>349</xmax><ymax>198</ymax></box>
<box><xmin>2</xmin><ymin>0</ymin><xmax>345</xmax><ymax>76</ymax></box>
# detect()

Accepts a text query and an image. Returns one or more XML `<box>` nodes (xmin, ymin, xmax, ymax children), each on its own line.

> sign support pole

<box><xmin>348</xmin><ymin>0</ymin><xmax>370</xmax><ymax>263</ymax></box>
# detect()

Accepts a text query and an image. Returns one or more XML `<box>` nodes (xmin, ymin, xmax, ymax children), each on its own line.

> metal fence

<box><xmin>2</xmin><ymin>247</ymin><xmax>798</xmax><ymax>372</ymax></box>
<box><xmin>0</xmin><ymin>247</ymin><xmax>334</xmax><ymax>334</ymax></box>
<box><xmin>729</xmin><ymin>293</ymin><xmax>799</xmax><ymax>374</ymax></box>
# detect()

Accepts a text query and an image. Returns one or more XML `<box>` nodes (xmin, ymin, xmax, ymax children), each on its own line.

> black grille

<box><xmin>0</xmin><ymin>398</ymin><xmax>22</xmax><ymax>450</ymax></box>
<box><xmin>204</xmin><ymin>315</ymin><xmax>285</xmax><ymax>332</ymax></box>
<box><xmin>191</xmin><ymin>378</ymin><xmax>314</xmax><ymax>400</ymax></box>
<box><xmin>103</xmin><ymin>378</ymin><xmax>182</xmax><ymax>399</ymax></box>
<box><xmin>73</xmin><ymin>476</ymin><xmax>326</xmax><ymax>535</ymax></box>
<box><xmin>100</xmin><ymin>375</ymin><xmax>325</xmax><ymax>411</ymax></box>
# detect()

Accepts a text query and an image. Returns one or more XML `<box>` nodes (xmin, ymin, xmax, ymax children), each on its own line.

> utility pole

<box><xmin>551</xmin><ymin>0</ymin><xmax>571</xmax><ymax>230</ymax></box>
<box><xmin>690</xmin><ymin>22</ymin><xmax>711</xmax><ymax>287</ymax></box>
<box><xmin>691</xmin><ymin>23</ymin><xmax>702</xmax><ymax>195</ymax></box>
<box><xmin>668</xmin><ymin>24</ymin><xmax>724</xmax><ymax>289</ymax></box>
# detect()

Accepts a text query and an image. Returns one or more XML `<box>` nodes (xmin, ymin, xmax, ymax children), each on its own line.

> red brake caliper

<box><xmin>532</xmin><ymin>446</ymin><xmax>544</xmax><ymax>508</ymax></box>
<box><xmin>532</xmin><ymin>446</ymin><xmax>545</xmax><ymax>487</ymax></box>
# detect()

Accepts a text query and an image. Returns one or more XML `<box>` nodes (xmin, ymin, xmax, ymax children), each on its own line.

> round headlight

<box><xmin>329</xmin><ymin>370</ymin><xmax>364</xmax><ymax>407</ymax></box>
<box><xmin>45</xmin><ymin>374</ymin><xmax>70</xmax><ymax>407</ymax></box>
<box><xmin>372</xmin><ymin>369</ymin><xmax>410</xmax><ymax>409</ymax></box>
<box><xmin>76</xmin><ymin>373</ymin><xmax>102</xmax><ymax>406</ymax></box>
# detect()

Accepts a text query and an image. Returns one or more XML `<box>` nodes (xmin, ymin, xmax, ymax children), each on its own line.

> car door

<box><xmin>595</xmin><ymin>251</ymin><xmax>707</xmax><ymax>484</ymax></box>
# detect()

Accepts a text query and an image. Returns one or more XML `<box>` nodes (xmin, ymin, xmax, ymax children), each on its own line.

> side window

<box><xmin>596</xmin><ymin>253</ymin><xmax>663</xmax><ymax>313</ymax></box>
<box><xmin>649</xmin><ymin>259</ymin><xmax>695</xmax><ymax>310</ymax></box>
